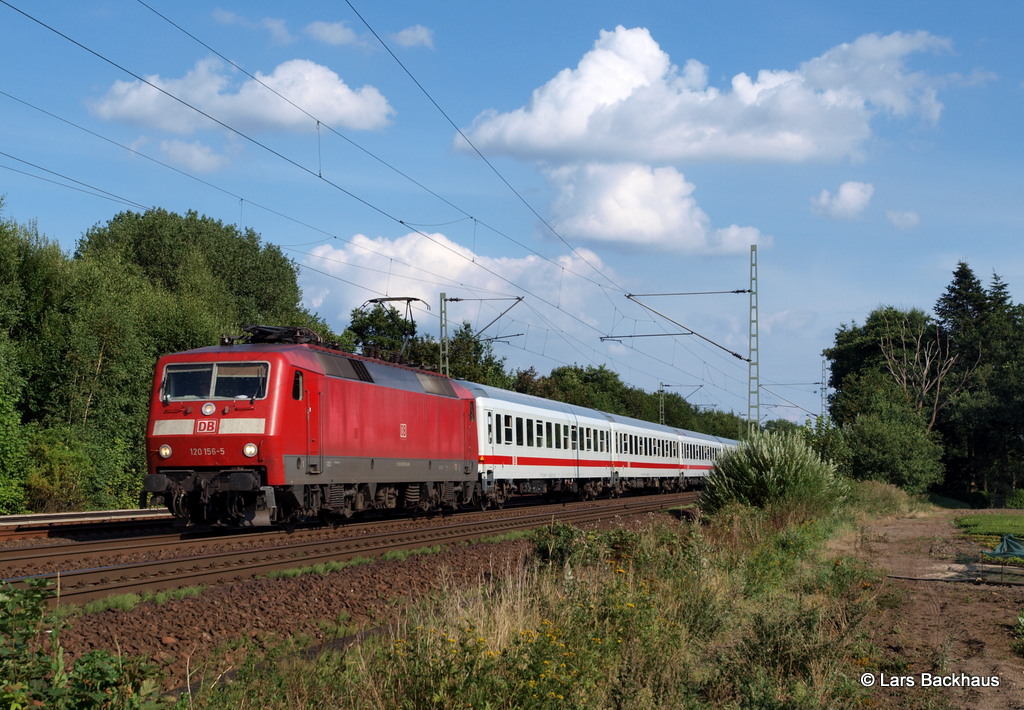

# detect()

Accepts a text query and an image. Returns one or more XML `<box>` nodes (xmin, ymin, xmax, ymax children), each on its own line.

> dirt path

<box><xmin>837</xmin><ymin>508</ymin><xmax>1024</xmax><ymax>709</ymax></box>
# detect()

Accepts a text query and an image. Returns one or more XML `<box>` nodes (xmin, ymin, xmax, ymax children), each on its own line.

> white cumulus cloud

<box><xmin>299</xmin><ymin>231</ymin><xmax>613</xmax><ymax>332</ymax></box>
<box><xmin>811</xmin><ymin>181</ymin><xmax>874</xmax><ymax>219</ymax></box>
<box><xmin>463</xmin><ymin>26</ymin><xmax>950</xmax><ymax>163</ymax></box>
<box><xmin>886</xmin><ymin>209</ymin><xmax>920</xmax><ymax>228</ymax></box>
<box><xmin>213</xmin><ymin>11</ymin><xmax>294</xmax><ymax>44</ymax></box>
<box><xmin>159</xmin><ymin>139</ymin><xmax>229</xmax><ymax>172</ymax></box>
<box><xmin>90</xmin><ymin>58</ymin><xmax>394</xmax><ymax>135</ymax></box>
<box><xmin>393</xmin><ymin>25</ymin><xmax>434</xmax><ymax>49</ymax></box>
<box><xmin>305</xmin><ymin>20</ymin><xmax>359</xmax><ymax>46</ymax></box>
<box><xmin>547</xmin><ymin>163</ymin><xmax>767</xmax><ymax>254</ymax></box>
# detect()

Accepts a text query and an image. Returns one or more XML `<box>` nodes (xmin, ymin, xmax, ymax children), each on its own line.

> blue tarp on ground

<box><xmin>986</xmin><ymin>534</ymin><xmax>1024</xmax><ymax>558</ymax></box>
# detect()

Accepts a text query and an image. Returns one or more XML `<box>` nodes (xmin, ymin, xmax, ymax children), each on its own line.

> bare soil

<box><xmin>834</xmin><ymin>508</ymin><xmax>1024</xmax><ymax>709</ymax></box>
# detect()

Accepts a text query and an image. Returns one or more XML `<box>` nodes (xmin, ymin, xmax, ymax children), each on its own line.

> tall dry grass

<box><xmin>181</xmin><ymin>483</ymin><xmax>902</xmax><ymax>710</ymax></box>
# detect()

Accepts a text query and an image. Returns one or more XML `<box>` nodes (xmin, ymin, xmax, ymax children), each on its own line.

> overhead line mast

<box><xmin>748</xmin><ymin>245</ymin><xmax>760</xmax><ymax>434</ymax></box>
<box><xmin>439</xmin><ymin>293</ymin><xmax>523</xmax><ymax>376</ymax></box>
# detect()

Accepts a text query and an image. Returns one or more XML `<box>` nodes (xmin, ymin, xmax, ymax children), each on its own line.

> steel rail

<box><xmin>0</xmin><ymin>509</ymin><xmax>173</xmax><ymax>541</ymax></box>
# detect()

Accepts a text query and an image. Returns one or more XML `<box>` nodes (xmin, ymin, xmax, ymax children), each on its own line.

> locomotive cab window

<box><xmin>162</xmin><ymin>362</ymin><xmax>269</xmax><ymax>401</ymax></box>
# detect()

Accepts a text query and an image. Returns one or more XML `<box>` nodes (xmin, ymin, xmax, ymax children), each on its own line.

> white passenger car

<box><xmin>458</xmin><ymin>381</ymin><xmax>736</xmax><ymax>501</ymax></box>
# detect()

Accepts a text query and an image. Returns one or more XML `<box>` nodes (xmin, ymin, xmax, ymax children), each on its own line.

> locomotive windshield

<box><xmin>162</xmin><ymin>362</ymin><xmax>269</xmax><ymax>401</ymax></box>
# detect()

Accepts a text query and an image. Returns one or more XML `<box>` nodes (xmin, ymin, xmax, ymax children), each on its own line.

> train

<box><xmin>143</xmin><ymin>325</ymin><xmax>737</xmax><ymax>526</ymax></box>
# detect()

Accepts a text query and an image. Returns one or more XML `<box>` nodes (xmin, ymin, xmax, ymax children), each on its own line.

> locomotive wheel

<box><xmin>170</xmin><ymin>491</ymin><xmax>189</xmax><ymax>521</ymax></box>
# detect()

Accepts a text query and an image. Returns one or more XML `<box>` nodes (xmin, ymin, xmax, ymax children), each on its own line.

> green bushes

<box><xmin>0</xmin><ymin>580</ymin><xmax>167</xmax><ymax>709</ymax></box>
<box><xmin>701</xmin><ymin>430</ymin><xmax>850</xmax><ymax>520</ymax></box>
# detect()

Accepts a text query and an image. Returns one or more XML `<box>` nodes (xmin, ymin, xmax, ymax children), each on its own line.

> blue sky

<box><xmin>1</xmin><ymin>1</ymin><xmax>1021</xmax><ymax>424</ymax></box>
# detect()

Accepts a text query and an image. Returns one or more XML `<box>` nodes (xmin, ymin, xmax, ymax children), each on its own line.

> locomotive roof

<box><xmin>454</xmin><ymin>379</ymin><xmax>737</xmax><ymax>446</ymax></box>
<box><xmin>162</xmin><ymin>342</ymin><xmax>325</xmax><ymax>366</ymax></box>
<box><xmin>166</xmin><ymin>342</ymin><xmax>443</xmax><ymax>375</ymax></box>
<box><xmin>162</xmin><ymin>343</ymin><xmax>474</xmax><ymax>400</ymax></box>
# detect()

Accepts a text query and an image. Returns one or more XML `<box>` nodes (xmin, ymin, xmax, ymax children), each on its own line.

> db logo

<box><xmin>195</xmin><ymin>419</ymin><xmax>218</xmax><ymax>434</ymax></box>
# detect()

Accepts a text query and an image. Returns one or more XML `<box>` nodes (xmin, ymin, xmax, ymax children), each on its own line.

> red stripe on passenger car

<box><xmin>478</xmin><ymin>454</ymin><xmax>713</xmax><ymax>471</ymax></box>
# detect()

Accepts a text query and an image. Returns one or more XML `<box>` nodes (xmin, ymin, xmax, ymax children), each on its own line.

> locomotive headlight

<box><xmin>201</xmin><ymin>402</ymin><xmax>216</xmax><ymax>416</ymax></box>
<box><xmin>242</xmin><ymin>443</ymin><xmax>258</xmax><ymax>458</ymax></box>
<box><xmin>158</xmin><ymin>444</ymin><xmax>173</xmax><ymax>459</ymax></box>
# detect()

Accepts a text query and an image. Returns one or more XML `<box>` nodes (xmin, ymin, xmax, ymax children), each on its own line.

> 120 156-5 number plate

<box><xmin>189</xmin><ymin>447</ymin><xmax>226</xmax><ymax>456</ymax></box>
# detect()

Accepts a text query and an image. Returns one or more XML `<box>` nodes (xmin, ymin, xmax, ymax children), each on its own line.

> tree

<box><xmin>77</xmin><ymin>209</ymin><xmax>305</xmax><ymax>324</ymax></box>
<box><xmin>763</xmin><ymin>419</ymin><xmax>801</xmax><ymax>436</ymax></box>
<box><xmin>443</xmin><ymin>322</ymin><xmax>511</xmax><ymax>387</ymax></box>
<box><xmin>934</xmin><ymin>261</ymin><xmax>988</xmax><ymax>360</ymax></box>
<box><xmin>840</xmin><ymin>374</ymin><xmax>943</xmax><ymax>493</ymax></box>
<box><xmin>825</xmin><ymin>305</ymin><xmax>911</xmax><ymax>400</ymax></box>
<box><xmin>823</xmin><ymin>263</ymin><xmax>1024</xmax><ymax>500</ymax></box>
<box><xmin>932</xmin><ymin>263</ymin><xmax>1024</xmax><ymax>497</ymax></box>
<box><xmin>0</xmin><ymin>333</ymin><xmax>27</xmax><ymax>513</ymax></box>
<box><xmin>0</xmin><ymin>208</ymin><xmax>38</xmax><ymax>512</ymax></box>
<box><xmin>801</xmin><ymin>415</ymin><xmax>851</xmax><ymax>472</ymax></box>
<box><xmin>825</xmin><ymin>308</ymin><xmax>948</xmax><ymax>493</ymax></box>
<box><xmin>825</xmin><ymin>307</ymin><xmax>923</xmax><ymax>424</ymax></box>
<box><xmin>877</xmin><ymin>309</ymin><xmax>972</xmax><ymax>430</ymax></box>
<box><xmin>340</xmin><ymin>303</ymin><xmax>418</xmax><ymax>360</ymax></box>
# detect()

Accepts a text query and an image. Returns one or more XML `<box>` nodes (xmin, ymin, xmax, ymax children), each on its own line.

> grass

<box><xmin>1</xmin><ymin>466</ymin><xmax>919</xmax><ymax>708</ymax></box>
<box><xmin>955</xmin><ymin>512</ymin><xmax>1024</xmax><ymax>564</ymax></box>
<box><xmin>267</xmin><ymin>534</ymin><xmax>531</xmax><ymax>580</ymax></box>
<box><xmin>55</xmin><ymin>585</ymin><xmax>208</xmax><ymax>618</ymax></box>
<box><xmin>478</xmin><ymin>529</ymin><xmax>533</xmax><ymax>544</ymax></box>
<box><xmin>178</xmin><ymin>481</ymin><xmax>906</xmax><ymax>710</ymax></box>
<box><xmin>955</xmin><ymin>512</ymin><xmax>1024</xmax><ymax>541</ymax></box>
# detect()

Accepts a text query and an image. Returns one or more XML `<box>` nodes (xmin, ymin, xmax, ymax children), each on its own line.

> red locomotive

<box><xmin>143</xmin><ymin>326</ymin><xmax>735</xmax><ymax>525</ymax></box>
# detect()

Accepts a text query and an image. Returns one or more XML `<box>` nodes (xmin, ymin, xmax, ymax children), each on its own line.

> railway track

<box><xmin>3</xmin><ymin>493</ymin><xmax>697</xmax><ymax>606</ymax></box>
<box><xmin>0</xmin><ymin>508</ymin><xmax>173</xmax><ymax>541</ymax></box>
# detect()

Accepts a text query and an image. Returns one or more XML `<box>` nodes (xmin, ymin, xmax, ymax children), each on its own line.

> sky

<box><xmin>1</xmin><ymin>1</ymin><xmax>1022</xmax><ymax>425</ymax></box>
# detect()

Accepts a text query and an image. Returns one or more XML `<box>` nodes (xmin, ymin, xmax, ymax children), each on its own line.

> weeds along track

<box><xmin>2</xmin><ymin>493</ymin><xmax>698</xmax><ymax>605</ymax></box>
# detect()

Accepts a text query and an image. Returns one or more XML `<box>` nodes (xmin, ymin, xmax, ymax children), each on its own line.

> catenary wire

<box><xmin>133</xmin><ymin>0</ymin><xmax>616</xmax><ymax>295</ymax></box>
<box><xmin>1</xmin><ymin>1</ymin><xmax>753</xmax><ymax>412</ymax></box>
